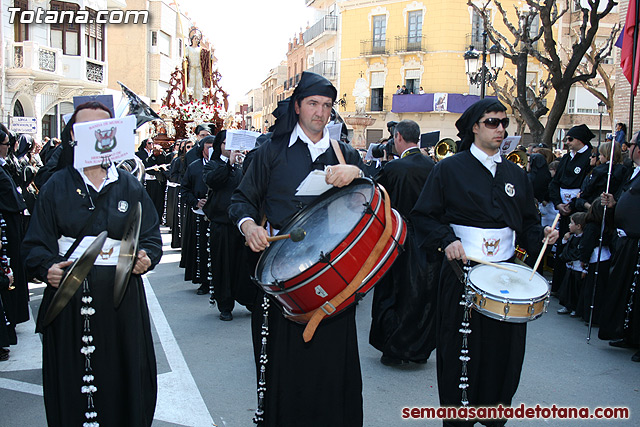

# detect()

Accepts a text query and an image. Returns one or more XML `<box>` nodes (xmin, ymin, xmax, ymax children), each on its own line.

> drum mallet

<box><xmin>266</xmin><ymin>228</ymin><xmax>306</xmax><ymax>243</ymax></box>
<box><xmin>529</xmin><ymin>213</ymin><xmax>561</xmax><ymax>281</ymax></box>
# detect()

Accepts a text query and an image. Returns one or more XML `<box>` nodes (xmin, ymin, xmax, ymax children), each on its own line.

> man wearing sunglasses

<box><xmin>548</xmin><ymin>124</ymin><xmax>594</xmax><ymax>293</ymax></box>
<box><xmin>412</xmin><ymin>98</ymin><xmax>558</xmax><ymax>426</ymax></box>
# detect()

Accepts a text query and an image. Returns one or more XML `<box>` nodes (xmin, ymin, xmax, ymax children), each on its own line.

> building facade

<box><xmin>261</xmin><ymin>61</ymin><xmax>287</xmax><ymax>131</ymax></box>
<box><xmin>2</xmin><ymin>0</ymin><xmax>119</xmax><ymax>140</ymax></box>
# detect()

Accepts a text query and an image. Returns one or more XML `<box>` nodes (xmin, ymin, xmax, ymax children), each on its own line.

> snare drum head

<box><xmin>468</xmin><ymin>263</ymin><xmax>549</xmax><ymax>300</ymax></box>
<box><xmin>257</xmin><ymin>180</ymin><xmax>374</xmax><ymax>284</ymax></box>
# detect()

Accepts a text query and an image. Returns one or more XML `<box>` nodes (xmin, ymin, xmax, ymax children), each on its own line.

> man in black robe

<box><xmin>600</xmin><ymin>131</ymin><xmax>640</xmax><ymax>362</ymax></box>
<box><xmin>548</xmin><ymin>125</ymin><xmax>594</xmax><ymax>292</ymax></box>
<box><xmin>0</xmin><ymin>125</ymin><xmax>29</xmax><ymax>329</ymax></box>
<box><xmin>369</xmin><ymin>119</ymin><xmax>438</xmax><ymax>366</ymax></box>
<box><xmin>136</xmin><ymin>138</ymin><xmax>169</xmax><ymax>221</ymax></box>
<box><xmin>411</xmin><ymin>99</ymin><xmax>557</xmax><ymax>426</ymax></box>
<box><xmin>229</xmin><ymin>71</ymin><xmax>366</xmax><ymax>427</ymax></box>
<box><xmin>181</xmin><ymin>136</ymin><xmax>214</xmax><ymax>294</ymax></box>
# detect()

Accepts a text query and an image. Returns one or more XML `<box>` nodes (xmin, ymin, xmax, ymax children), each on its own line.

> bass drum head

<box><xmin>256</xmin><ymin>180</ymin><xmax>375</xmax><ymax>285</ymax></box>
<box><xmin>468</xmin><ymin>262</ymin><xmax>549</xmax><ymax>301</ymax></box>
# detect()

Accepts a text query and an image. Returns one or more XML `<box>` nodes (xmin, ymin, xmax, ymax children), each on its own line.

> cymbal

<box><xmin>43</xmin><ymin>231</ymin><xmax>108</xmax><ymax>327</ymax></box>
<box><xmin>113</xmin><ymin>201</ymin><xmax>142</xmax><ymax>308</ymax></box>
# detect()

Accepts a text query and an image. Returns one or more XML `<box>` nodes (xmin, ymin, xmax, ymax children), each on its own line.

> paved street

<box><xmin>1</xmin><ymin>228</ymin><xmax>638</xmax><ymax>426</ymax></box>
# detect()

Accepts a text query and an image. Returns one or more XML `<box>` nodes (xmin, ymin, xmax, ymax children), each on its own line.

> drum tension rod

<box><xmin>362</xmin><ymin>201</ymin><xmax>405</xmax><ymax>253</ymax></box>
<box><xmin>273</xmin><ymin>279</ymin><xmax>285</xmax><ymax>291</ymax></box>
<box><xmin>319</xmin><ymin>251</ymin><xmax>351</xmax><ymax>286</ymax></box>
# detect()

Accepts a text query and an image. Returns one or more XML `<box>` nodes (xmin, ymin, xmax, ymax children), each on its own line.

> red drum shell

<box><xmin>254</xmin><ymin>179</ymin><xmax>407</xmax><ymax>318</ymax></box>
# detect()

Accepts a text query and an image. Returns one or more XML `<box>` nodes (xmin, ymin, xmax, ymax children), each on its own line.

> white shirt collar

<box><xmin>631</xmin><ymin>166</ymin><xmax>640</xmax><ymax>180</ymax></box>
<box><xmin>470</xmin><ymin>143</ymin><xmax>502</xmax><ymax>177</ymax></box>
<box><xmin>0</xmin><ymin>157</ymin><xmax>6</xmax><ymax>167</ymax></box>
<box><xmin>80</xmin><ymin>164</ymin><xmax>119</xmax><ymax>192</ymax></box>
<box><xmin>570</xmin><ymin>144</ymin><xmax>589</xmax><ymax>159</ymax></box>
<box><xmin>289</xmin><ymin>123</ymin><xmax>331</xmax><ymax>162</ymax></box>
<box><xmin>400</xmin><ymin>146</ymin><xmax>418</xmax><ymax>158</ymax></box>
<box><xmin>220</xmin><ymin>154</ymin><xmax>229</xmax><ymax>163</ymax></box>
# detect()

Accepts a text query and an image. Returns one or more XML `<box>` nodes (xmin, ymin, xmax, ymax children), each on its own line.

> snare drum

<box><xmin>467</xmin><ymin>262</ymin><xmax>550</xmax><ymax>323</ymax></box>
<box><xmin>254</xmin><ymin>178</ymin><xmax>406</xmax><ymax>319</ymax></box>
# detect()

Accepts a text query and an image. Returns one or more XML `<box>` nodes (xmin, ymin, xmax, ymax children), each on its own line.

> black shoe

<box><xmin>632</xmin><ymin>351</ymin><xmax>640</xmax><ymax>363</ymax></box>
<box><xmin>219</xmin><ymin>311</ymin><xmax>233</xmax><ymax>321</ymax></box>
<box><xmin>609</xmin><ymin>339</ymin><xmax>633</xmax><ymax>348</ymax></box>
<box><xmin>380</xmin><ymin>354</ymin><xmax>408</xmax><ymax>366</ymax></box>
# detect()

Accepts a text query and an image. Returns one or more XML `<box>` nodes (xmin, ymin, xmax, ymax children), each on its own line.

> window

<box><xmin>528</xmin><ymin>15</ymin><xmax>540</xmax><ymax>49</ymax></box>
<box><xmin>50</xmin><ymin>1</ymin><xmax>80</xmax><ymax>55</ymax></box>
<box><xmin>407</xmin><ymin>10</ymin><xmax>423</xmax><ymax>45</ymax></box>
<box><xmin>371</xmin><ymin>88</ymin><xmax>384</xmax><ymax>111</ymax></box>
<box><xmin>471</xmin><ymin>9</ymin><xmax>483</xmax><ymax>49</ymax></box>
<box><xmin>372</xmin><ymin>15</ymin><xmax>386</xmax><ymax>53</ymax></box>
<box><xmin>13</xmin><ymin>100</ymin><xmax>24</xmax><ymax>117</ymax></box>
<box><xmin>158</xmin><ymin>31</ymin><xmax>171</xmax><ymax>57</ymax></box>
<box><xmin>567</xmin><ymin>99</ymin><xmax>575</xmax><ymax>114</ymax></box>
<box><xmin>85</xmin><ymin>9</ymin><xmax>104</xmax><ymax>61</ymax></box>
<box><xmin>366</xmin><ymin>129</ymin><xmax>384</xmax><ymax>144</ymax></box>
<box><xmin>151</xmin><ymin>31</ymin><xmax>158</xmax><ymax>46</ymax></box>
<box><xmin>178</xmin><ymin>39</ymin><xmax>183</xmax><ymax>58</ymax></box>
<box><xmin>13</xmin><ymin>0</ymin><xmax>29</xmax><ymax>42</ymax></box>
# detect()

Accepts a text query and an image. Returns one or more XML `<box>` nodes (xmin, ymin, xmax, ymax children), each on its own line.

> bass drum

<box><xmin>254</xmin><ymin>178</ymin><xmax>406</xmax><ymax>319</ymax></box>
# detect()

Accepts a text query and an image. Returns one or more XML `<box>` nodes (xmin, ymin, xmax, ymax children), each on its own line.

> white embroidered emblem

<box><xmin>574</xmin><ymin>167</ymin><xmax>581</xmax><ymax>174</ymax></box>
<box><xmin>505</xmin><ymin>183</ymin><xmax>516</xmax><ymax>197</ymax></box>
<box><xmin>118</xmin><ymin>201</ymin><xmax>129</xmax><ymax>213</ymax></box>
<box><xmin>482</xmin><ymin>238</ymin><xmax>501</xmax><ymax>257</ymax></box>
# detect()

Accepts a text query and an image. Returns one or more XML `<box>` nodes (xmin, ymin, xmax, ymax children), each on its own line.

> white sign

<box><xmin>326</xmin><ymin>122</ymin><xmax>343</xmax><ymax>141</ymax></box>
<box><xmin>434</xmin><ymin>93</ymin><xmax>448</xmax><ymax>112</ymax></box>
<box><xmin>226</xmin><ymin>129</ymin><xmax>261</xmax><ymax>151</ymax></box>
<box><xmin>10</xmin><ymin>116</ymin><xmax>37</xmax><ymax>134</ymax></box>
<box><xmin>499</xmin><ymin>136</ymin><xmax>521</xmax><ymax>156</ymax></box>
<box><xmin>73</xmin><ymin>116</ymin><xmax>136</xmax><ymax>169</ymax></box>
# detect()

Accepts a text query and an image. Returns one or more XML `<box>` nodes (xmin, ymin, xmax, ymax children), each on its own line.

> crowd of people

<box><xmin>0</xmin><ymin>71</ymin><xmax>639</xmax><ymax>426</ymax></box>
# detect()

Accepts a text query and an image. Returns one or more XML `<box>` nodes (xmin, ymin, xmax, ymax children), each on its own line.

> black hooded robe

<box><xmin>203</xmin><ymin>157</ymin><xmax>256</xmax><ymax>312</ymax></box>
<box><xmin>411</xmin><ymin>150</ymin><xmax>544</xmax><ymax>426</ymax></box>
<box><xmin>369</xmin><ymin>147</ymin><xmax>439</xmax><ymax>362</ymax></box>
<box><xmin>0</xmin><ymin>163</ymin><xmax>29</xmax><ymax>326</ymax></box>
<box><xmin>22</xmin><ymin>166</ymin><xmax>162</xmax><ymax>427</ymax></box>
<box><xmin>229</xmin><ymin>135</ymin><xmax>366</xmax><ymax>427</ymax></box>
<box><xmin>180</xmin><ymin>158</ymin><xmax>210</xmax><ymax>287</ymax></box>
<box><xmin>598</xmin><ymin>171</ymin><xmax>640</xmax><ymax>345</ymax></box>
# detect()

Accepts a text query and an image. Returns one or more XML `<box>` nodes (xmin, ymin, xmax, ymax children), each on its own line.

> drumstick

<box><xmin>529</xmin><ymin>212</ymin><xmax>561</xmax><ymax>281</ymax></box>
<box><xmin>267</xmin><ymin>228</ymin><xmax>306</xmax><ymax>243</ymax></box>
<box><xmin>466</xmin><ymin>256</ymin><xmax>518</xmax><ymax>273</ymax></box>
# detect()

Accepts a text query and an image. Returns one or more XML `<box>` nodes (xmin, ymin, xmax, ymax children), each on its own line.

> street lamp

<box><xmin>464</xmin><ymin>35</ymin><xmax>504</xmax><ymax>98</ymax></box>
<box><xmin>597</xmin><ymin>101</ymin><xmax>606</xmax><ymax>152</ymax></box>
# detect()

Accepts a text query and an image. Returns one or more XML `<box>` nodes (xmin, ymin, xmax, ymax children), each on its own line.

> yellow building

<box><xmin>339</xmin><ymin>0</ymin><xmax>530</xmax><ymax>143</ymax></box>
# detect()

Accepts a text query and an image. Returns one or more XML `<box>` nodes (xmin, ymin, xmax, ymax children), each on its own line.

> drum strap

<box><xmin>330</xmin><ymin>139</ymin><xmax>346</xmax><ymax>165</ymax></box>
<box><xmin>289</xmin><ymin>184</ymin><xmax>394</xmax><ymax>342</ymax></box>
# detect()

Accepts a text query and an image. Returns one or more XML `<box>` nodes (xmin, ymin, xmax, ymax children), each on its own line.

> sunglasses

<box><xmin>0</xmin><ymin>142</ymin><xmax>10</xmax><ymax>146</ymax></box>
<box><xmin>478</xmin><ymin>117</ymin><xmax>509</xmax><ymax>129</ymax></box>
<box><xmin>564</xmin><ymin>136</ymin><xmax>576</xmax><ymax>142</ymax></box>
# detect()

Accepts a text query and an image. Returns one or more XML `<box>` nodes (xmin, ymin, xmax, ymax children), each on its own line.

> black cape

<box><xmin>369</xmin><ymin>147</ymin><xmax>438</xmax><ymax>361</ymax></box>
<box><xmin>22</xmin><ymin>166</ymin><xmax>162</xmax><ymax>427</ymax></box>
<box><xmin>229</xmin><ymin>134</ymin><xmax>365</xmax><ymax>427</ymax></box>
<box><xmin>411</xmin><ymin>149</ymin><xmax>544</xmax><ymax>410</ymax></box>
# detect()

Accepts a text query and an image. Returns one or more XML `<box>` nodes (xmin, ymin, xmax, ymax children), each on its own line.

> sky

<box><xmin>178</xmin><ymin>0</ymin><xmax>317</xmax><ymax>109</ymax></box>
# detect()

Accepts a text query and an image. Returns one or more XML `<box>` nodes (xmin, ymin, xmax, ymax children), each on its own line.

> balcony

<box><xmin>86</xmin><ymin>60</ymin><xmax>105</xmax><ymax>83</ymax></box>
<box><xmin>303</xmin><ymin>15</ymin><xmax>338</xmax><ymax>45</ymax></box>
<box><xmin>309</xmin><ymin>60</ymin><xmax>336</xmax><ymax>79</ymax></box>
<box><xmin>391</xmin><ymin>93</ymin><xmax>495</xmax><ymax>114</ymax></box>
<box><xmin>8</xmin><ymin>42</ymin><xmax>63</xmax><ymax>77</ymax></box>
<box><xmin>361</xmin><ymin>39</ymin><xmax>390</xmax><ymax>56</ymax></box>
<box><xmin>395</xmin><ymin>36</ymin><xmax>427</xmax><ymax>54</ymax></box>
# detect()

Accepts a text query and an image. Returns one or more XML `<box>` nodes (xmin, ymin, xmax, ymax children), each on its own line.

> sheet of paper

<box><xmin>295</xmin><ymin>170</ymin><xmax>333</xmax><ymax>196</ymax></box>
<box><xmin>73</xmin><ymin>115</ymin><xmax>136</xmax><ymax>169</ymax></box>
<box><xmin>226</xmin><ymin>129</ymin><xmax>261</xmax><ymax>151</ymax></box>
<box><xmin>500</xmin><ymin>136</ymin><xmax>521</xmax><ymax>156</ymax></box>
<box><xmin>326</xmin><ymin>122</ymin><xmax>343</xmax><ymax>141</ymax></box>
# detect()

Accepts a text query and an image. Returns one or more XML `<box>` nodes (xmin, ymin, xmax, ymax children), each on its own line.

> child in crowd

<box><xmin>576</xmin><ymin>199</ymin><xmax>614</xmax><ymax>323</ymax></box>
<box><xmin>558</xmin><ymin>212</ymin><xmax>588</xmax><ymax>316</ymax></box>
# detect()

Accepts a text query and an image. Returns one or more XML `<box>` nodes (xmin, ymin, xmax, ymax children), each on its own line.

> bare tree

<box><xmin>565</xmin><ymin>32</ymin><xmax>620</xmax><ymax>127</ymax></box>
<box><xmin>469</xmin><ymin>0</ymin><xmax>618</xmax><ymax>146</ymax></box>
